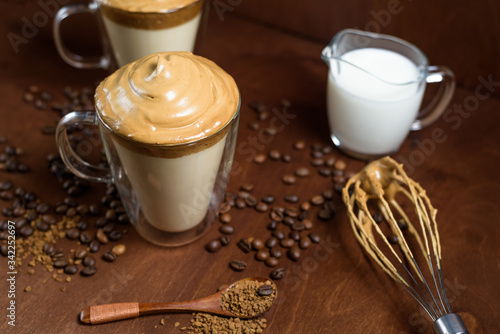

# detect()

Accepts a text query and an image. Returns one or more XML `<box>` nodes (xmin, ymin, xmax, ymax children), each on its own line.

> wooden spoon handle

<box><xmin>80</xmin><ymin>302</ymin><xmax>140</xmax><ymax>325</ymax></box>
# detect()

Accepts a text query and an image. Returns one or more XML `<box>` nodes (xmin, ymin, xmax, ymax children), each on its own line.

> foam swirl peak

<box><xmin>95</xmin><ymin>52</ymin><xmax>239</xmax><ymax>145</ymax></box>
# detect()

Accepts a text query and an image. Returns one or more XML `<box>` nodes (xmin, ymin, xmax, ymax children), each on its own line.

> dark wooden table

<box><xmin>1</xmin><ymin>2</ymin><xmax>499</xmax><ymax>333</ymax></box>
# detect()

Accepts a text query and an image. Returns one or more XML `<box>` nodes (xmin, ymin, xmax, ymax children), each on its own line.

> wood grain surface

<box><xmin>0</xmin><ymin>1</ymin><xmax>499</xmax><ymax>334</ymax></box>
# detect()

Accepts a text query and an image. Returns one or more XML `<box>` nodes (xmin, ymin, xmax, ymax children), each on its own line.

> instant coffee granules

<box><xmin>221</xmin><ymin>279</ymin><xmax>276</xmax><ymax>317</ymax></box>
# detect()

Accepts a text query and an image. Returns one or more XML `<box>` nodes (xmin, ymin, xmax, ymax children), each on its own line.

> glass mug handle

<box><xmin>410</xmin><ymin>66</ymin><xmax>455</xmax><ymax>131</ymax></box>
<box><xmin>55</xmin><ymin>111</ymin><xmax>111</xmax><ymax>183</ymax></box>
<box><xmin>53</xmin><ymin>3</ymin><xmax>110</xmax><ymax>69</ymax></box>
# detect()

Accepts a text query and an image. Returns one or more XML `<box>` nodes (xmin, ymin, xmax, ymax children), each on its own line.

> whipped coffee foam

<box><xmin>99</xmin><ymin>0</ymin><xmax>198</xmax><ymax>13</ymax></box>
<box><xmin>95</xmin><ymin>52</ymin><xmax>239</xmax><ymax>147</ymax></box>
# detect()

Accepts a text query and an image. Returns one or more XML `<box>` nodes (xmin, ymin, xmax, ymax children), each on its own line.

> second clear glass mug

<box><xmin>56</xmin><ymin>106</ymin><xmax>240</xmax><ymax>247</ymax></box>
<box><xmin>53</xmin><ymin>0</ymin><xmax>208</xmax><ymax>70</ymax></box>
<box><xmin>322</xmin><ymin>29</ymin><xmax>456</xmax><ymax>160</ymax></box>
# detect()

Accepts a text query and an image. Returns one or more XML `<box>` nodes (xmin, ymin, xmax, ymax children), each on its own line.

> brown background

<box><xmin>1</xmin><ymin>1</ymin><xmax>499</xmax><ymax>333</ymax></box>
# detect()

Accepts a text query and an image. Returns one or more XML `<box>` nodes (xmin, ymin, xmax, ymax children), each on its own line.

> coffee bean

<box><xmin>398</xmin><ymin>219</ymin><xmax>408</xmax><ymax>230</ymax></box>
<box><xmin>23</xmin><ymin>92</ymin><xmax>34</xmax><ymax>103</ymax></box>
<box><xmin>66</xmin><ymin>228</ymin><xmax>80</xmax><ymax>240</ymax></box>
<box><xmin>54</xmin><ymin>258</ymin><xmax>69</xmax><ymax>268</ymax></box>
<box><xmin>270</xmin><ymin>248</ymin><xmax>282</xmax><ymax>259</ymax></box>
<box><xmin>76</xmin><ymin>204</ymin><xmax>89</xmax><ymax>215</ymax></box>
<box><xmin>318</xmin><ymin>209</ymin><xmax>333</xmax><ymax>221</ymax></box>
<box><xmin>0</xmin><ymin>181</ymin><xmax>13</xmax><ymax>190</ymax></box>
<box><xmin>40</xmin><ymin>91</ymin><xmax>53</xmax><ymax>101</ymax></box>
<box><xmin>310</xmin><ymin>158</ymin><xmax>324</xmax><ymax>167</ymax></box>
<box><xmin>318</xmin><ymin>168</ymin><xmax>331</xmax><ymax>177</ymax></box>
<box><xmin>238</xmin><ymin>191</ymin><xmax>250</xmax><ymax>199</ymax></box>
<box><xmin>103</xmin><ymin>223</ymin><xmax>115</xmax><ymax>234</ymax></box>
<box><xmin>322</xmin><ymin>189</ymin><xmax>334</xmax><ymax>200</ymax></box>
<box><xmin>219</xmin><ymin>225</ymin><xmax>234</xmax><ymax>235</ymax></box>
<box><xmin>388</xmin><ymin>234</ymin><xmax>399</xmax><ymax>244</ymax></box>
<box><xmin>261</xmin><ymin>195</ymin><xmax>275</xmax><ymax>205</ymax></box>
<box><xmin>333</xmin><ymin>175</ymin><xmax>345</xmax><ymax>184</ymax></box>
<box><xmin>281</xmin><ymin>154</ymin><xmax>291</xmax><ymax>163</ymax></box>
<box><xmin>102</xmin><ymin>252</ymin><xmax>116</xmax><ymax>262</ymax></box>
<box><xmin>42</xmin><ymin>242</ymin><xmax>55</xmax><ymax>255</ymax></box>
<box><xmin>89</xmin><ymin>204</ymin><xmax>101</xmax><ymax>215</ymax></box>
<box><xmin>299</xmin><ymin>237</ymin><xmax>311</xmax><ymax>249</ymax></box>
<box><xmin>219</xmin><ymin>235</ymin><xmax>230</xmax><ymax>246</ymax></box>
<box><xmin>229</xmin><ymin>260</ymin><xmax>247</xmax><ymax>271</ymax></box>
<box><xmin>0</xmin><ymin>191</ymin><xmax>13</xmax><ymax>201</ymax></box>
<box><xmin>74</xmin><ymin>250</ymin><xmax>87</xmax><ymax>260</ymax></box>
<box><xmin>237</xmin><ymin>238</ymin><xmax>252</xmax><ymax>253</ymax></box>
<box><xmin>82</xmin><ymin>255</ymin><xmax>95</xmax><ymax>267</ymax></box>
<box><xmin>283</xmin><ymin>217</ymin><xmax>295</xmax><ymax>227</ymax></box>
<box><xmin>258</xmin><ymin>111</ymin><xmax>269</xmax><ymax>121</ymax></box>
<box><xmin>257</xmin><ymin>284</ymin><xmax>274</xmax><ymax>296</ymax></box>
<box><xmin>105</xmin><ymin>209</ymin><xmax>116</xmax><ymax>221</ymax></box>
<box><xmin>67</xmin><ymin>186</ymin><xmax>82</xmax><ymax>196</ymax></box>
<box><xmin>270</xmin><ymin>267</ymin><xmax>286</xmax><ymax>280</ymax></box>
<box><xmin>294</xmin><ymin>167</ymin><xmax>310</xmax><ymax>178</ymax></box>
<box><xmin>265</xmin><ymin>257</ymin><xmax>279</xmax><ymax>267</ymax></box>
<box><xmin>285</xmin><ymin>207</ymin><xmax>299</xmax><ymax>218</ymax></box>
<box><xmin>245</xmin><ymin>195</ymin><xmax>258</xmax><ymax>207</ymax></box>
<box><xmin>253</xmin><ymin>154</ymin><xmax>266</xmax><ymax>164</ymax></box>
<box><xmin>310</xmin><ymin>195</ymin><xmax>325</xmax><ymax>206</ymax></box>
<box><xmin>35</xmin><ymin>220</ymin><xmax>49</xmax><ymax>232</ymax></box>
<box><xmin>282</xmin><ymin>175</ymin><xmax>296</xmax><ymax>185</ymax></box>
<box><xmin>220</xmin><ymin>213</ymin><xmax>231</xmax><ymax>224</ymax></box>
<box><xmin>0</xmin><ymin>244</ymin><xmax>8</xmax><ymax>257</ymax></box>
<box><xmin>81</xmin><ymin>266</ymin><xmax>97</xmax><ymax>277</ymax></box>
<box><xmin>96</xmin><ymin>228</ymin><xmax>109</xmax><ymax>244</ymax></box>
<box><xmin>255</xmin><ymin>202</ymin><xmax>268</xmax><ymax>213</ymax></box>
<box><xmin>235</xmin><ymin>198</ymin><xmax>246</xmax><ymax>209</ymax></box>
<box><xmin>334</xmin><ymin>160</ymin><xmax>346</xmax><ymax>170</ymax></box>
<box><xmin>300</xmin><ymin>202</ymin><xmax>311</xmax><ymax>211</ymax></box>
<box><xmin>311</xmin><ymin>150</ymin><xmax>323</xmax><ymax>159</ymax></box>
<box><xmin>293</xmin><ymin>140</ymin><xmax>305</xmax><ymax>150</ymax></box>
<box><xmin>66</xmin><ymin>207</ymin><xmax>77</xmax><ymax>217</ymax></box>
<box><xmin>108</xmin><ymin>230</ymin><xmax>122</xmax><ymax>241</ymax></box>
<box><xmin>15</xmin><ymin>218</ymin><xmax>28</xmax><ymax>230</ymax></box>
<box><xmin>267</xmin><ymin>221</ymin><xmax>278</xmax><ymax>231</ymax></box>
<box><xmin>42</xmin><ymin>214</ymin><xmax>56</xmax><ymax>225</ymax></box>
<box><xmin>248</xmin><ymin>122</ymin><xmax>259</xmax><ymax>130</ymax></box>
<box><xmin>269</xmin><ymin>210</ymin><xmax>284</xmax><ymax>222</ymax></box>
<box><xmin>284</xmin><ymin>195</ymin><xmax>299</xmax><ymax>203</ymax></box>
<box><xmin>298</xmin><ymin>210</ymin><xmax>308</xmax><ymax>221</ymax></box>
<box><xmin>255</xmin><ymin>250</ymin><xmax>270</xmax><ymax>261</ymax></box>
<box><xmin>112</xmin><ymin>244</ymin><xmax>126</xmax><ymax>256</ymax></box>
<box><xmin>79</xmin><ymin>232</ymin><xmax>91</xmax><ymax>244</ymax></box>
<box><xmin>272</xmin><ymin>230</ymin><xmax>285</xmax><ymax>240</ymax></box>
<box><xmin>77</xmin><ymin>220</ymin><xmax>88</xmax><ymax>230</ymax></box>
<box><xmin>218</xmin><ymin>202</ymin><xmax>231</xmax><ymax>215</ymax></box>
<box><xmin>52</xmin><ymin>250</ymin><xmax>65</xmax><ymax>259</ymax></box>
<box><xmin>287</xmin><ymin>246</ymin><xmax>301</xmax><ymax>261</ymax></box>
<box><xmin>2</xmin><ymin>207</ymin><xmax>13</xmax><ymax>217</ymax></box>
<box><xmin>240</xmin><ymin>183</ymin><xmax>254</xmax><ymax>192</ymax></box>
<box><xmin>206</xmin><ymin>239</ymin><xmax>222</xmax><ymax>253</ymax></box>
<box><xmin>265</xmin><ymin>237</ymin><xmax>278</xmax><ymax>249</ymax></box>
<box><xmin>95</xmin><ymin>217</ymin><xmax>107</xmax><ymax>228</ymax></box>
<box><xmin>264</xmin><ymin>128</ymin><xmax>277</xmax><ymax>136</ymax></box>
<box><xmin>334</xmin><ymin>183</ymin><xmax>344</xmax><ymax>193</ymax></box>
<box><xmin>252</xmin><ymin>239</ymin><xmax>264</xmax><ymax>251</ymax></box>
<box><xmin>289</xmin><ymin>231</ymin><xmax>301</xmax><ymax>241</ymax></box>
<box><xmin>280</xmin><ymin>238</ymin><xmax>294</xmax><ymax>248</ymax></box>
<box><xmin>26</xmin><ymin>211</ymin><xmax>37</xmax><ymax>222</ymax></box>
<box><xmin>20</xmin><ymin>225</ymin><xmax>34</xmax><ymax>237</ymax></box>
<box><xmin>89</xmin><ymin>240</ymin><xmax>100</xmax><ymax>253</ymax></box>
<box><xmin>308</xmin><ymin>233</ymin><xmax>320</xmax><ymax>244</ymax></box>
<box><xmin>268</xmin><ymin>150</ymin><xmax>280</xmax><ymax>160</ymax></box>
<box><xmin>64</xmin><ymin>265</ymin><xmax>78</xmax><ymax>275</ymax></box>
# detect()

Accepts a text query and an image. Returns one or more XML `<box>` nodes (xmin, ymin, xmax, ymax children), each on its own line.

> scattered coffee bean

<box><xmin>64</xmin><ymin>265</ymin><xmax>78</xmax><ymax>275</ymax></box>
<box><xmin>112</xmin><ymin>244</ymin><xmax>126</xmax><ymax>256</ymax></box>
<box><xmin>294</xmin><ymin>167</ymin><xmax>310</xmax><ymax>177</ymax></box>
<box><xmin>265</xmin><ymin>237</ymin><xmax>278</xmax><ymax>249</ymax></box>
<box><xmin>373</xmin><ymin>212</ymin><xmax>384</xmax><ymax>224</ymax></box>
<box><xmin>219</xmin><ymin>235</ymin><xmax>230</xmax><ymax>246</ymax></box>
<box><xmin>267</xmin><ymin>221</ymin><xmax>278</xmax><ymax>230</ymax></box>
<box><xmin>20</xmin><ymin>225</ymin><xmax>34</xmax><ymax>237</ymax></box>
<box><xmin>322</xmin><ymin>189</ymin><xmax>334</xmax><ymax>200</ymax></box>
<box><xmin>398</xmin><ymin>219</ymin><xmax>408</xmax><ymax>230</ymax></box>
<box><xmin>269</xmin><ymin>209</ymin><xmax>284</xmax><ymax>222</ymax></box>
<box><xmin>35</xmin><ymin>221</ymin><xmax>49</xmax><ymax>232</ymax></box>
<box><xmin>289</xmin><ymin>231</ymin><xmax>301</xmax><ymax>241</ymax></box>
<box><xmin>77</xmin><ymin>220</ymin><xmax>88</xmax><ymax>230</ymax></box>
<box><xmin>334</xmin><ymin>160</ymin><xmax>346</xmax><ymax>171</ymax></box>
<box><xmin>43</xmin><ymin>242</ymin><xmax>55</xmax><ymax>255</ymax></box>
<box><xmin>292</xmin><ymin>222</ymin><xmax>306</xmax><ymax>231</ymax></box>
<box><xmin>270</xmin><ymin>248</ymin><xmax>282</xmax><ymax>259</ymax></box>
<box><xmin>89</xmin><ymin>240</ymin><xmax>100</xmax><ymax>253</ymax></box>
<box><xmin>318</xmin><ymin>209</ymin><xmax>333</xmax><ymax>221</ymax></box>
<box><xmin>310</xmin><ymin>195</ymin><xmax>325</xmax><ymax>206</ymax></box>
<box><xmin>0</xmin><ymin>244</ymin><xmax>8</xmax><ymax>256</ymax></box>
<box><xmin>253</xmin><ymin>154</ymin><xmax>266</xmax><ymax>164</ymax></box>
<box><xmin>81</xmin><ymin>266</ymin><xmax>97</xmax><ymax>276</ymax></box>
<box><xmin>74</xmin><ymin>250</ymin><xmax>87</xmax><ymax>260</ymax></box>
<box><xmin>206</xmin><ymin>239</ymin><xmax>222</xmax><ymax>253</ymax></box>
<box><xmin>388</xmin><ymin>234</ymin><xmax>399</xmax><ymax>244</ymax></box>
<box><xmin>310</xmin><ymin>158</ymin><xmax>324</xmax><ymax>167</ymax></box>
<box><xmin>270</xmin><ymin>267</ymin><xmax>286</xmax><ymax>280</ymax></box>
<box><xmin>229</xmin><ymin>260</ymin><xmax>247</xmax><ymax>271</ymax></box>
<box><xmin>268</xmin><ymin>149</ymin><xmax>280</xmax><ymax>160</ymax></box>
<box><xmin>237</xmin><ymin>238</ymin><xmax>252</xmax><ymax>253</ymax></box>
<box><xmin>219</xmin><ymin>225</ymin><xmax>235</xmax><ymax>235</ymax></box>
<box><xmin>287</xmin><ymin>245</ymin><xmax>301</xmax><ymax>261</ymax></box>
<box><xmin>255</xmin><ymin>250</ymin><xmax>270</xmax><ymax>261</ymax></box>
<box><xmin>66</xmin><ymin>228</ymin><xmax>80</xmax><ymax>240</ymax></box>
<box><xmin>245</xmin><ymin>195</ymin><xmax>258</xmax><ymax>207</ymax></box>
<box><xmin>284</xmin><ymin>195</ymin><xmax>299</xmax><ymax>203</ymax></box>
<box><xmin>261</xmin><ymin>195</ymin><xmax>275</xmax><ymax>204</ymax></box>
<box><xmin>83</xmin><ymin>255</ymin><xmax>95</xmax><ymax>267</ymax></box>
<box><xmin>308</xmin><ymin>233</ymin><xmax>320</xmax><ymax>244</ymax></box>
<box><xmin>252</xmin><ymin>239</ymin><xmax>264</xmax><ymax>251</ymax></box>
<box><xmin>102</xmin><ymin>252</ymin><xmax>117</xmax><ymax>262</ymax></box>
<box><xmin>272</xmin><ymin>230</ymin><xmax>285</xmax><ymax>240</ymax></box>
<box><xmin>282</xmin><ymin>217</ymin><xmax>295</xmax><ymax>227</ymax></box>
<box><xmin>285</xmin><ymin>207</ymin><xmax>299</xmax><ymax>218</ymax></box>
<box><xmin>280</xmin><ymin>238</ymin><xmax>294</xmax><ymax>248</ymax></box>
<box><xmin>318</xmin><ymin>168</ymin><xmax>331</xmax><ymax>177</ymax></box>
<box><xmin>108</xmin><ymin>230</ymin><xmax>122</xmax><ymax>241</ymax></box>
<box><xmin>299</xmin><ymin>237</ymin><xmax>311</xmax><ymax>249</ymax></box>
<box><xmin>42</xmin><ymin>214</ymin><xmax>56</xmax><ymax>225</ymax></box>
<box><xmin>0</xmin><ymin>180</ymin><xmax>13</xmax><ymax>191</ymax></box>
<box><xmin>265</xmin><ymin>257</ymin><xmax>279</xmax><ymax>267</ymax></box>
<box><xmin>281</xmin><ymin>154</ymin><xmax>291</xmax><ymax>163</ymax></box>
<box><xmin>96</xmin><ymin>228</ymin><xmax>109</xmax><ymax>244</ymax></box>
<box><xmin>235</xmin><ymin>198</ymin><xmax>246</xmax><ymax>209</ymax></box>
<box><xmin>257</xmin><ymin>284</ymin><xmax>274</xmax><ymax>296</ymax></box>
<box><xmin>103</xmin><ymin>223</ymin><xmax>115</xmax><ymax>234</ymax></box>
<box><xmin>282</xmin><ymin>175</ymin><xmax>296</xmax><ymax>185</ymax></box>
<box><xmin>255</xmin><ymin>202</ymin><xmax>268</xmax><ymax>212</ymax></box>
<box><xmin>53</xmin><ymin>258</ymin><xmax>69</xmax><ymax>268</ymax></box>
<box><xmin>247</xmin><ymin>122</ymin><xmax>259</xmax><ymax>130</ymax></box>
<box><xmin>293</xmin><ymin>140</ymin><xmax>305</xmax><ymax>150</ymax></box>
<box><xmin>79</xmin><ymin>232</ymin><xmax>91</xmax><ymax>244</ymax></box>
<box><xmin>220</xmin><ymin>213</ymin><xmax>231</xmax><ymax>224</ymax></box>
<box><xmin>240</xmin><ymin>183</ymin><xmax>254</xmax><ymax>192</ymax></box>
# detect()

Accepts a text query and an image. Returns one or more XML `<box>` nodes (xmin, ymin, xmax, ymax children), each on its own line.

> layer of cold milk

<box><xmin>101</xmin><ymin>12</ymin><xmax>201</xmax><ymax>67</ymax></box>
<box><xmin>327</xmin><ymin>48</ymin><xmax>424</xmax><ymax>155</ymax></box>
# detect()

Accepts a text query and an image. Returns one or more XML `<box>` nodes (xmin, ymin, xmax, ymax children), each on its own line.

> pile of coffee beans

<box><xmin>0</xmin><ymin>138</ymin><xmax>30</xmax><ymax>173</ymax></box>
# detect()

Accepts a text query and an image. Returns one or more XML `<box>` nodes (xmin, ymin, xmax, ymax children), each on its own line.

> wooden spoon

<box><xmin>79</xmin><ymin>277</ymin><xmax>276</xmax><ymax>325</ymax></box>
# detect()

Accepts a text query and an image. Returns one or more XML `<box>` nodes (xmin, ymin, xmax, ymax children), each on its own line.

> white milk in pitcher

<box><xmin>327</xmin><ymin>48</ymin><xmax>425</xmax><ymax>156</ymax></box>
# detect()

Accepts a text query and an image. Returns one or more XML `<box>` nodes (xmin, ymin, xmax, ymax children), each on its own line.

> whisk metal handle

<box><xmin>433</xmin><ymin>313</ymin><xmax>469</xmax><ymax>334</ymax></box>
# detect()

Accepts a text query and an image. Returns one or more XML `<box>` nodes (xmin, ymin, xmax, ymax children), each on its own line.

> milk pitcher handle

<box><xmin>56</xmin><ymin>111</ymin><xmax>112</xmax><ymax>183</ymax></box>
<box><xmin>53</xmin><ymin>3</ymin><xmax>111</xmax><ymax>69</ymax></box>
<box><xmin>411</xmin><ymin>66</ymin><xmax>455</xmax><ymax>131</ymax></box>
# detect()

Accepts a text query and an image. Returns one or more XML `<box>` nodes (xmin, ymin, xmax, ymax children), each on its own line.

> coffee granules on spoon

<box><xmin>221</xmin><ymin>279</ymin><xmax>276</xmax><ymax>317</ymax></box>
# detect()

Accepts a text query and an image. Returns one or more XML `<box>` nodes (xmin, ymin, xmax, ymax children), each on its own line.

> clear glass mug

<box><xmin>53</xmin><ymin>0</ymin><xmax>208</xmax><ymax>70</ymax></box>
<box><xmin>55</xmin><ymin>106</ymin><xmax>240</xmax><ymax>247</ymax></box>
<box><xmin>322</xmin><ymin>29</ymin><xmax>455</xmax><ymax>160</ymax></box>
